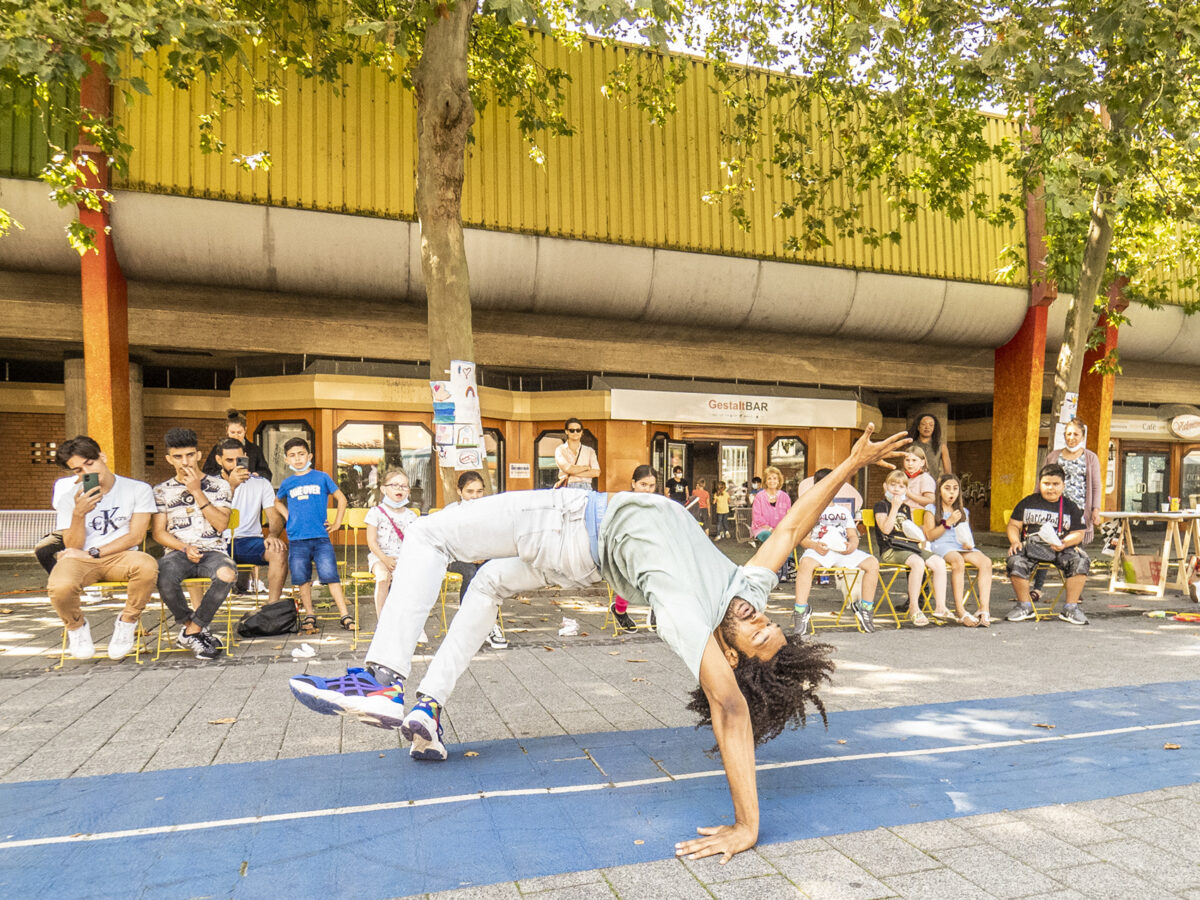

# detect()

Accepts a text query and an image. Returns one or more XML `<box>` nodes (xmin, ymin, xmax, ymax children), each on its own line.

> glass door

<box><xmin>720</xmin><ymin>442</ymin><xmax>751</xmax><ymax>497</ymax></box>
<box><xmin>1122</xmin><ymin>450</ymin><xmax>1169</xmax><ymax>516</ymax></box>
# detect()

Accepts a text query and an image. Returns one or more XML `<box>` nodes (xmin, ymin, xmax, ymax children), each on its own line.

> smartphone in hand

<box><xmin>236</xmin><ymin>456</ymin><xmax>250</xmax><ymax>470</ymax></box>
<box><xmin>82</xmin><ymin>473</ymin><xmax>101</xmax><ymax>493</ymax></box>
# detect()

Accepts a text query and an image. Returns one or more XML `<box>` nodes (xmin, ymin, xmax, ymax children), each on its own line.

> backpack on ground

<box><xmin>237</xmin><ymin>599</ymin><xmax>299</xmax><ymax>638</ymax></box>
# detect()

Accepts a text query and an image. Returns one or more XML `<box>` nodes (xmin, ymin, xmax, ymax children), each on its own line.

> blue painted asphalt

<box><xmin>3</xmin><ymin>680</ymin><xmax>1200</xmax><ymax>899</ymax></box>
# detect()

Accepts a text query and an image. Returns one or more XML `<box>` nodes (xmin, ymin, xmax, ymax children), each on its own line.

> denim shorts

<box><xmin>230</xmin><ymin>536</ymin><xmax>267</xmax><ymax>566</ymax></box>
<box><xmin>1006</xmin><ymin>546</ymin><xmax>1090</xmax><ymax>581</ymax></box>
<box><xmin>288</xmin><ymin>537</ymin><xmax>341</xmax><ymax>585</ymax></box>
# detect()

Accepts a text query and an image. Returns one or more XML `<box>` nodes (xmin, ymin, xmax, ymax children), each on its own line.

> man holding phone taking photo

<box><xmin>48</xmin><ymin>436</ymin><xmax>158</xmax><ymax>660</ymax></box>
<box><xmin>215</xmin><ymin>438</ymin><xmax>289</xmax><ymax>605</ymax></box>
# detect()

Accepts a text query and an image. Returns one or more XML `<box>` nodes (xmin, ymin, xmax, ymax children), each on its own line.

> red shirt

<box><xmin>693</xmin><ymin>487</ymin><xmax>710</xmax><ymax>510</ymax></box>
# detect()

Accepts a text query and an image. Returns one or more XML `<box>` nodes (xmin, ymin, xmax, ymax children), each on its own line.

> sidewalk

<box><xmin>2</xmin><ymin>536</ymin><xmax>1200</xmax><ymax>898</ymax></box>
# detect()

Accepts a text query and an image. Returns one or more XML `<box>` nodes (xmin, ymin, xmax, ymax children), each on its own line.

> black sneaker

<box><xmin>611</xmin><ymin>604</ymin><xmax>637</xmax><ymax>633</ymax></box>
<box><xmin>851</xmin><ymin>600</ymin><xmax>876</xmax><ymax>633</ymax></box>
<box><xmin>203</xmin><ymin>627</ymin><xmax>224</xmax><ymax>650</ymax></box>
<box><xmin>792</xmin><ymin>606</ymin><xmax>812</xmax><ymax>637</ymax></box>
<box><xmin>176</xmin><ymin>627</ymin><xmax>220</xmax><ymax>660</ymax></box>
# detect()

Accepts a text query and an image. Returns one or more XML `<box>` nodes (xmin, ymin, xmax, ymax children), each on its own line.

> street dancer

<box><xmin>290</xmin><ymin>425</ymin><xmax>910</xmax><ymax>862</ymax></box>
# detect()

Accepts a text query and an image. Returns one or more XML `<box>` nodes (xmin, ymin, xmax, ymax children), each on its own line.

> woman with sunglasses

<box><xmin>554</xmin><ymin>418</ymin><xmax>600</xmax><ymax>489</ymax></box>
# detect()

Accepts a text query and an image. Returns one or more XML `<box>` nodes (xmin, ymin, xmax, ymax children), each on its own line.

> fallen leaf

<box><xmin>1032</xmin><ymin>723</ymin><xmax>1055</xmax><ymax>729</ymax></box>
<box><xmin>520</xmin><ymin>598</ymin><xmax>531</xmax><ymax>605</ymax></box>
<box><xmin>626</xmin><ymin>659</ymin><xmax>648</xmax><ymax>663</ymax></box>
<box><xmin>272</xmin><ymin>645</ymin><xmax>284</xmax><ymax>650</ymax></box>
<box><xmin>543</xmin><ymin>646</ymin><xmax>555</xmax><ymax>652</ymax></box>
<box><xmin>378</xmin><ymin>754</ymin><xmax>385</xmax><ymax>758</ymax></box>
<box><xmin>0</xmin><ymin>608</ymin><xmax>13</xmax><ymax>614</ymax></box>
<box><xmin>837</xmin><ymin>739</ymin><xmax>847</xmax><ymax>745</ymax></box>
<box><xmin>464</xmin><ymin>751</ymin><xmax>479</xmax><ymax>757</ymax></box>
<box><xmin>634</xmin><ymin>839</ymin><xmax>644</xmax><ymax>845</ymax></box>
<box><xmin>632</xmin><ymin>677</ymin><xmax>646</xmax><ymax>682</ymax></box>
<box><xmin>609</xmin><ymin>651</ymin><xmax>620</xmax><ymax>655</ymax></box>
<box><xmin>208</xmin><ymin>717</ymin><xmax>237</xmax><ymax>725</ymax></box>
<box><xmin>1165</xmin><ymin>743</ymin><xmax>1182</xmax><ymax>750</ymax></box>
<box><xmin>580</xmin><ymin>632</ymin><xmax>589</xmax><ymax>636</ymax></box>
<box><xmin>239</xmin><ymin>860</ymin><xmax>249</xmax><ymax>877</ymax></box>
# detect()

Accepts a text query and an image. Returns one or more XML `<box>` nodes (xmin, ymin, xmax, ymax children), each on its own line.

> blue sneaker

<box><xmin>288</xmin><ymin>667</ymin><xmax>406</xmax><ymax>730</ymax></box>
<box><xmin>402</xmin><ymin>697</ymin><xmax>448</xmax><ymax>761</ymax></box>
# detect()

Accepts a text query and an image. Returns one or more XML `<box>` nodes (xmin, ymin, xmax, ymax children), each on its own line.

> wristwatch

<box><xmin>88</xmin><ymin>547</ymin><xmax>101</xmax><ymax>559</ymax></box>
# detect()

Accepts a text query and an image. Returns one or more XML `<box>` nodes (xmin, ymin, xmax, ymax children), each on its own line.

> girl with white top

<box><xmin>366</xmin><ymin>468</ymin><xmax>419</xmax><ymax>617</ymax></box>
<box><xmin>923</xmin><ymin>473</ymin><xmax>992</xmax><ymax>627</ymax></box>
<box><xmin>554</xmin><ymin>418</ymin><xmax>600</xmax><ymax>489</ymax></box>
<box><xmin>901</xmin><ymin>445</ymin><xmax>936</xmax><ymax>508</ymax></box>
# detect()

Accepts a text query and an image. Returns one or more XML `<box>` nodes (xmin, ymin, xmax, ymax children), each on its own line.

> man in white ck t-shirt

<box><xmin>290</xmin><ymin>425</ymin><xmax>911</xmax><ymax>864</ymax></box>
<box><xmin>48</xmin><ymin>436</ymin><xmax>158</xmax><ymax>660</ymax></box>
<box><xmin>214</xmin><ymin>438</ymin><xmax>288</xmax><ymax>605</ymax></box>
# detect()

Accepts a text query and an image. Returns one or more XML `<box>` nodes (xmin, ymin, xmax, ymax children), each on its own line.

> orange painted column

<box><xmin>989</xmin><ymin>176</ymin><xmax>1056</xmax><ymax>531</ymax></box>
<box><xmin>77</xmin><ymin>31</ymin><xmax>131</xmax><ymax>475</ymax></box>
<box><xmin>1077</xmin><ymin>281</ymin><xmax>1128</xmax><ymax>511</ymax></box>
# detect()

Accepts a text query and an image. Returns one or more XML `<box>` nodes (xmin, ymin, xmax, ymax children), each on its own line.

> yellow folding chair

<box><xmin>345</xmin><ymin>507</ymin><xmax>378</xmax><ymax>650</ymax></box>
<box><xmin>861</xmin><ymin>508</ymin><xmax>936</xmax><ymax>626</ymax></box>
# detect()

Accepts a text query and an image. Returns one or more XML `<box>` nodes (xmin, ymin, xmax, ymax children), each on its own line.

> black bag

<box><xmin>237</xmin><ymin>599</ymin><xmax>299</xmax><ymax>638</ymax></box>
<box><xmin>1023</xmin><ymin>535</ymin><xmax>1059</xmax><ymax>562</ymax></box>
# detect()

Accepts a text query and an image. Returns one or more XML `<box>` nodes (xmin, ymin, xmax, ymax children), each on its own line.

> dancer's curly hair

<box><xmin>686</xmin><ymin>634</ymin><xmax>835</xmax><ymax>754</ymax></box>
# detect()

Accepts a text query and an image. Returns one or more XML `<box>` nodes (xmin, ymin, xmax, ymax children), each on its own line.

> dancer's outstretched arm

<box><xmin>676</xmin><ymin>635</ymin><xmax>758</xmax><ymax>863</ymax></box>
<box><xmin>749</xmin><ymin>424</ymin><xmax>910</xmax><ymax>574</ymax></box>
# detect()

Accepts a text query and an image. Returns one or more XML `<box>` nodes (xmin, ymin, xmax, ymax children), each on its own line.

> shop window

<box><xmin>484</xmin><ymin>428</ymin><xmax>505</xmax><ymax>493</ymax></box>
<box><xmin>1183</xmin><ymin>451</ymin><xmax>1200</xmax><ymax>508</ymax></box>
<box><xmin>334</xmin><ymin>421</ymin><xmax>433</xmax><ymax>511</ymax></box>
<box><xmin>255</xmin><ymin>420</ymin><xmax>315</xmax><ymax>489</ymax></box>
<box><xmin>535</xmin><ymin>428</ymin><xmax>598</xmax><ymax>489</ymax></box>
<box><xmin>768</xmin><ymin>436</ymin><xmax>807</xmax><ymax>499</ymax></box>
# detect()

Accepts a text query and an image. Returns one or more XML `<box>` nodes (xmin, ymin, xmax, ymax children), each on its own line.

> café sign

<box><xmin>1170</xmin><ymin>414</ymin><xmax>1200</xmax><ymax>440</ymax></box>
<box><xmin>609</xmin><ymin>388</ymin><xmax>859</xmax><ymax>427</ymax></box>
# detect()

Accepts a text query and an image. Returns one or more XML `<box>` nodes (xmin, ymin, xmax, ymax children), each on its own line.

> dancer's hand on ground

<box><xmin>849</xmin><ymin>424</ymin><xmax>910</xmax><ymax>471</ymax></box>
<box><xmin>676</xmin><ymin>822</ymin><xmax>757</xmax><ymax>863</ymax></box>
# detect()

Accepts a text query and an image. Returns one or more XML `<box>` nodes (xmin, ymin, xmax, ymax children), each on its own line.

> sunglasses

<box><xmin>566</xmin><ymin>428</ymin><xmax>582</xmax><ymax>433</ymax></box>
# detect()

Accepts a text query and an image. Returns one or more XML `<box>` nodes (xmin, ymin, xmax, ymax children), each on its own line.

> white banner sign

<box><xmin>609</xmin><ymin>389</ymin><xmax>859</xmax><ymax>428</ymax></box>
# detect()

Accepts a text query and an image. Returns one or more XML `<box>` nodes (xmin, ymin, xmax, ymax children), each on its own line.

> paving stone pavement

<box><xmin>3</xmin><ymin>541</ymin><xmax>1200</xmax><ymax>898</ymax></box>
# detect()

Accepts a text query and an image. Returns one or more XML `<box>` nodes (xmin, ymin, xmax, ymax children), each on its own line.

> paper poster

<box><xmin>432</xmin><ymin>361</ymin><xmax>487</xmax><ymax>471</ymax></box>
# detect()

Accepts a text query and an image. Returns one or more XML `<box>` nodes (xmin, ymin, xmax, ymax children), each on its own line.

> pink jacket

<box><xmin>751</xmin><ymin>489</ymin><xmax>792</xmax><ymax>532</ymax></box>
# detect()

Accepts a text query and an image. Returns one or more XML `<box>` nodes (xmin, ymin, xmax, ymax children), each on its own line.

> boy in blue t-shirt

<box><xmin>274</xmin><ymin>437</ymin><xmax>353</xmax><ymax>633</ymax></box>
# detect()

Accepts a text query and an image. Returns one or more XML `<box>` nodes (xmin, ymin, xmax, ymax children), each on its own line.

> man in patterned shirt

<box><xmin>152</xmin><ymin>427</ymin><xmax>235</xmax><ymax>659</ymax></box>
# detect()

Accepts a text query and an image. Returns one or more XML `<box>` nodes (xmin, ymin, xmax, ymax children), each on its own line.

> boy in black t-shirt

<box><xmin>665</xmin><ymin>467</ymin><xmax>691</xmax><ymax>504</ymax></box>
<box><xmin>1005</xmin><ymin>463</ymin><xmax>1091</xmax><ymax>625</ymax></box>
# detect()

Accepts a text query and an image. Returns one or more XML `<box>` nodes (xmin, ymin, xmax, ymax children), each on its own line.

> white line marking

<box><xmin>3</xmin><ymin>717</ymin><xmax>1198</xmax><ymax>851</ymax></box>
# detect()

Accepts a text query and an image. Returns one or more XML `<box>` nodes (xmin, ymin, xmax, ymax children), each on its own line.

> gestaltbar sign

<box><xmin>609</xmin><ymin>389</ymin><xmax>858</xmax><ymax>428</ymax></box>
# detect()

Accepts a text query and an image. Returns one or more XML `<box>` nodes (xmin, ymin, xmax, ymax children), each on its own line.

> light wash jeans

<box><xmin>366</xmin><ymin>490</ymin><xmax>601</xmax><ymax>704</ymax></box>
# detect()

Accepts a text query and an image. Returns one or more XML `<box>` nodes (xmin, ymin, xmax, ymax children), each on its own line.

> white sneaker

<box><xmin>486</xmin><ymin>624</ymin><xmax>508</xmax><ymax>649</ymax></box>
<box><xmin>107</xmin><ymin>617</ymin><xmax>138</xmax><ymax>660</ymax></box>
<box><xmin>67</xmin><ymin>621</ymin><xmax>95</xmax><ymax>659</ymax></box>
<box><xmin>255</xmin><ymin>579</ymin><xmax>269</xmax><ymax>594</ymax></box>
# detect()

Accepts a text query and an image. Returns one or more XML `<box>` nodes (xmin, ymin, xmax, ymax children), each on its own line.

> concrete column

<box><xmin>990</xmin><ymin>178</ymin><xmax>1056</xmax><ymax>531</ymax></box>
<box><xmin>64</xmin><ymin>357</ymin><xmax>87</xmax><ymax>438</ymax></box>
<box><xmin>129</xmin><ymin>361</ymin><xmax>145</xmax><ymax>481</ymax></box>
<box><xmin>77</xmin><ymin>48</ymin><xmax>132</xmax><ymax>475</ymax></box>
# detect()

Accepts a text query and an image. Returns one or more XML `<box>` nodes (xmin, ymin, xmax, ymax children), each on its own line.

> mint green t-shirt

<box><xmin>598</xmin><ymin>492</ymin><xmax>778</xmax><ymax>679</ymax></box>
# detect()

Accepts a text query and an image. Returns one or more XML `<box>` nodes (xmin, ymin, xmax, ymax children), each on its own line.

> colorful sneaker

<box><xmin>177</xmin><ymin>627</ymin><xmax>219</xmax><ymax>660</ymax></box>
<box><xmin>851</xmin><ymin>600</ymin><xmax>876</xmax><ymax>633</ymax></box>
<box><xmin>1006</xmin><ymin>602</ymin><xmax>1036</xmax><ymax>622</ymax></box>
<box><xmin>1058</xmin><ymin>604</ymin><xmax>1089</xmax><ymax>626</ymax></box>
<box><xmin>792</xmin><ymin>606</ymin><xmax>812</xmax><ymax>637</ymax></box>
<box><xmin>67</xmin><ymin>621</ymin><xmax>95</xmax><ymax>660</ymax></box>
<box><xmin>611</xmin><ymin>604</ymin><xmax>638</xmax><ymax>633</ymax></box>
<box><xmin>402</xmin><ymin>697</ymin><xmax>448</xmax><ymax>761</ymax></box>
<box><xmin>288</xmin><ymin>667</ymin><xmax>407</xmax><ymax>729</ymax></box>
<box><xmin>107</xmin><ymin>617</ymin><xmax>138</xmax><ymax>660</ymax></box>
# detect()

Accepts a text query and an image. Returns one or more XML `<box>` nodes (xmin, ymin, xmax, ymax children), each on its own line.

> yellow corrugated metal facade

<box><xmin>116</xmin><ymin>35</ymin><xmax>1025</xmax><ymax>284</ymax></box>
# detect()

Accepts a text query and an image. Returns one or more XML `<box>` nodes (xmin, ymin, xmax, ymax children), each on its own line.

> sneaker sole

<box><xmin>1057</xmin><ymin>614</ymin><xmax>1089</xmax><ymax>625</ymax></box>
<box><xmin>106</xmin><ymin>645</ymin><xmax>132</xmax><ymax>661</ymax></box>
<box><xmin>409</xmin><ymin>734</ymin><xmax>448</xmax><ymax>761</ymax></box>
<box><xmin>288</xmin><ymin>679</ymin><xmax>407</xmax><ymax>730</ymax></box>
<box><xmin>400</xmin><ymin>710</ymin><xmax>439</xmax><ymax>743</ymax></box>
<box><xmin>1007</xmin><ymin>612</ymin><xmax>1037</xmax><ymax>622</ymax></box>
